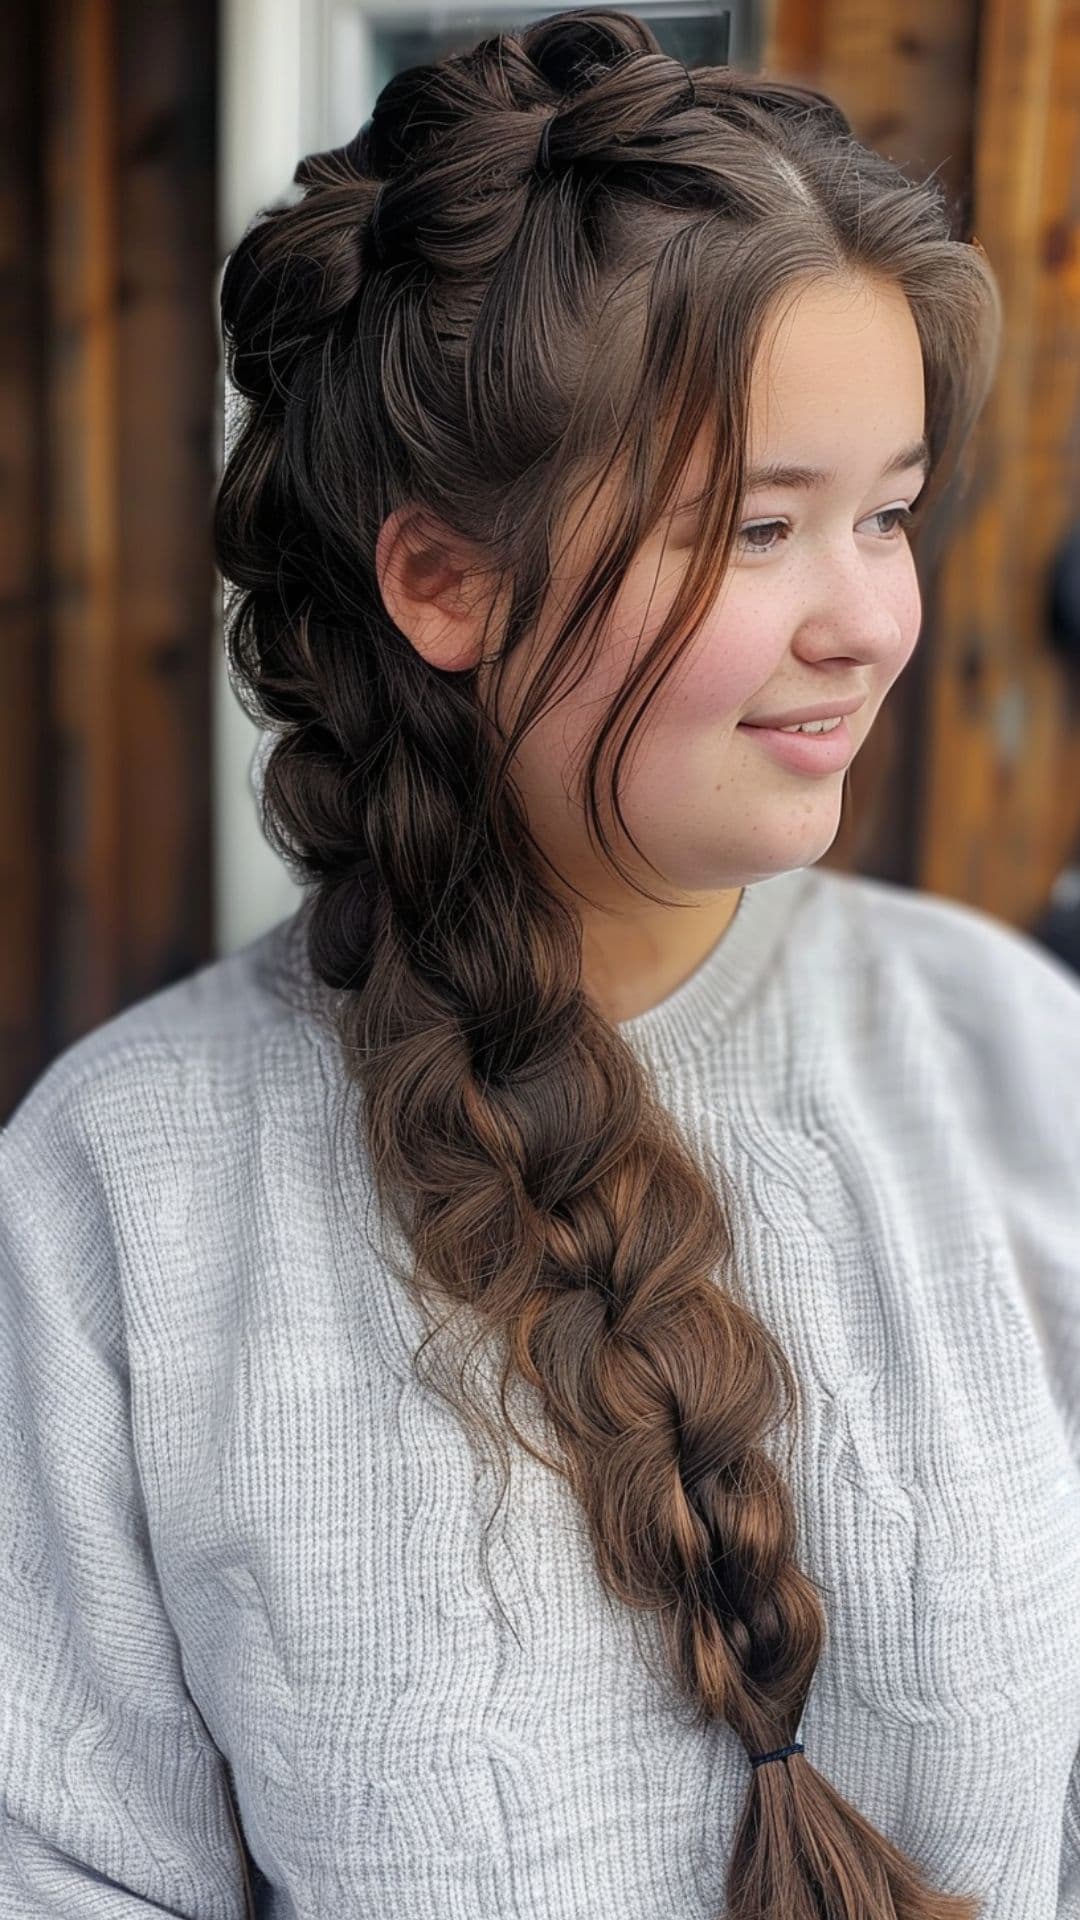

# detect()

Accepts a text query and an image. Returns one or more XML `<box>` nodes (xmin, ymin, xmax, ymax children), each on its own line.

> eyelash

<box><xmin>737</xmin><ymin>502</ymin><xmax>922</xmax><ymax>556</ymax></box>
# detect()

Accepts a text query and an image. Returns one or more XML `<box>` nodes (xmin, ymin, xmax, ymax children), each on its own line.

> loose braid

<box><xmin>214</xmin><ymin>10</ymin><xmax>1002</xmax><ymax>1914</ymax></box>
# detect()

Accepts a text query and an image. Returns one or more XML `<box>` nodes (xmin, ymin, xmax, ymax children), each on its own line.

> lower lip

<box><xmin>737</xmin><ymin>716</ymin><xmax>854</xmax><ymax>774</ymax></box>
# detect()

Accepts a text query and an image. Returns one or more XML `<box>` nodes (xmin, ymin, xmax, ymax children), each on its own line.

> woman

<box><xmin>2</xmin><ymin>9</ymin><xmax>1077</xmax><ymax>1916</ymax></box>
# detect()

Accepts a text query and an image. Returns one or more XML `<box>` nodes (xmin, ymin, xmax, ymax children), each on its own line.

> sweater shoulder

<box><xmin>809</xmin><ymin>863</ymin><xmax>1080</xmax><ymax>1020</ymax></box>
<box><xmin>4</xmin><ymin>900</ymin><xmax>333</xmax><ymax>1162</ymax></box>
<box><xmin>803</xmin><ymin>864</ymin><xmax>1080</xmax><ymax>1138</ymax></box>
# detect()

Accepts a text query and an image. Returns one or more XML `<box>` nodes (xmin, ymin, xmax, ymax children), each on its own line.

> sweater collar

<box><xmin>615</xmin><ymin>864</ymin><xmax>816</xmax><ymax>1074</ymax></box>
<box><xmin>261</xmin><ymin>864</ymin><xmax>818</xmax><ymax>1072</ymax></box>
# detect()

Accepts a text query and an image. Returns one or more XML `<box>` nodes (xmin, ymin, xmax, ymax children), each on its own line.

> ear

<box><xmin>375</xmin><ymin>503</ymin><xmax>505</xmax><ymax>674</ymax></box>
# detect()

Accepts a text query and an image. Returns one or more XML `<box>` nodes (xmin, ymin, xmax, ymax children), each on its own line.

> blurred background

<box><xmin>3</xmin><ymin>0</ymin><xmax>1079</xmax><ymax>1119</ymax></box>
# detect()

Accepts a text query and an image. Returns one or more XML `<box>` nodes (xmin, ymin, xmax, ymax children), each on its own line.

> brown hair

<box><xmin>213</xmin><ymin>11</ymin><xmax>1001</xmax><ymax>1914</ymax></box>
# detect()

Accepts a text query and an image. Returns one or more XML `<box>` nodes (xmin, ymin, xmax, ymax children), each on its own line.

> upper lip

<box><xmin>740</xmin><ymin>697</ymin><xmax>865</xmax><ymax>728</ymax></box>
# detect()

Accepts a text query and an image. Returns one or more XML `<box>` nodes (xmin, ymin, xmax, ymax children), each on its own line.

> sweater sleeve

<box><xmin>930</xmin><ymin>911</ymin><xmax>1080</xmax><ymax>1917</ymax></box>
<box><xmin>0</xmin><ymin>1052</ymin><xmax>255</xmax><ymax>1919</ymax></box>
<box><xmin>918</xmin><ymin>901</ymin><xmax>1080</xmax><ymax>1468</ymax></box>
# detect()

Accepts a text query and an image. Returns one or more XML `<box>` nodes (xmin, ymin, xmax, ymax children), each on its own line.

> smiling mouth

<box><xmin>735</xmin><ymin>714</ymin><xmax>857</xmax><ymax>771</ymax></box>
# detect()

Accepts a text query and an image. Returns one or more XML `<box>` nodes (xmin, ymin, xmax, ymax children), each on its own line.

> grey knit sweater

<box><xmin>1</xmin><ymin>861</ymin><xmax>1078</xmax><ymax>1919</ymax></box>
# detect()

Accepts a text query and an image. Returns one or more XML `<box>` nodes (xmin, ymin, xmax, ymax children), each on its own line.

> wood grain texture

<box><xmin>3</xmin><ymin>0</ymin><xmax>217</xmax><ymax>1118</ymax></box>
<box><xmin>0</xmin><ymin>3</ymin><xmax>48</xmax><ymax>1097</ymax></box>
<box><xmin>917</xmin><ymin>0</ymin><xmax>1080</xmax><ymax>924</ymax></box>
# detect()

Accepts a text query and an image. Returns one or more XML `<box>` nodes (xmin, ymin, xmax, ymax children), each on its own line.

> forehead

<box><xmin>745</xmin><ymin>275</ymin><xmax>925</xmax><ymax>469</ymax></box>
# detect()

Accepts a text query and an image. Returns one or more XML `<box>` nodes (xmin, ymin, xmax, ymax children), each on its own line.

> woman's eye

<box><xmin>738</xmin><ymin>519</ymin><xmax>792</xmax><ymax>555</ymax></box>
<box><xmin>737</xmin><ymin>503</ymin><xmax>920</xmax><ymax>556</ymax></box>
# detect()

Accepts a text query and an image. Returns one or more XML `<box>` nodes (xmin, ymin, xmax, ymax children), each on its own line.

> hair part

<box><xmin>214</xmin><ymin>10</ymin><xmax>1001</xmax><ymax>1914</ymax></box>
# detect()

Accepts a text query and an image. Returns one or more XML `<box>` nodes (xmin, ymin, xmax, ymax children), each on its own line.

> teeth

<box><xmin>777</xmin><ymin>715</ymin><xmax>843</xmax><ymax>734</ymax></box>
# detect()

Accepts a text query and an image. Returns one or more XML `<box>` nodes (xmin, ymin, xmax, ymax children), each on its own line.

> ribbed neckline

<box><xmin>614</xmin><ymin>863</ymin><xmax>817</xmax><ymax>1073</ymax></box>
<box><xmin>256</xmin><ymin>864</ymin><xmax>819</xmax><ymax>1075</ymax></box>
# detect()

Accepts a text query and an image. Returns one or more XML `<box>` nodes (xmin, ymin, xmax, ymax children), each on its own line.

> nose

<box><xmin>798</xmin><ymin>543</ymin><xmax>914</xmax><ymax>665</ymax></box>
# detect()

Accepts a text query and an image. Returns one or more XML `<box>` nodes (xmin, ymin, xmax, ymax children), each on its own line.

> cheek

<box><xmin>662</xmin><ymin>610</ymin><xmax>776</xmax><ymax>724</ymax></box>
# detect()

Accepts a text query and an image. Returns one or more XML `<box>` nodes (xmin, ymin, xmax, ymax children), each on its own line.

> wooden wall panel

<box><xmin>47</xmin><ymin>0</ymin><xmax>125</xmax><ymax>1040</ymax></box>
<box><xmin>0</xmin><ymin>4</ymin><xmax>48</xmax><ymax>1097</ymax></box>
<box><xmin>113</xmin><ymin>0</ymin><xmax>217</xmax><ymax>992</ymax></box>
<box><xmin>917</xmin><ymin>0</ymin><xmax>1080</xmax><ymax>921</ymax></box>
<box><xmin>2</xmin><ymin>0</ymin><xmax>217</xmax><ymax>1119</ymax></box>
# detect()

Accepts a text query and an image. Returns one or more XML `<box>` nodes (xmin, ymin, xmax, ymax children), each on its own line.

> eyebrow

<box><xmin>678</xmin><ymin>437</ymin><xmax>931</xmax><ymax>509</ymax></box>
<box><xmin>745</xmin><ymin>436</ymin><xmax>931</xmax><ymax>493</ymax></box>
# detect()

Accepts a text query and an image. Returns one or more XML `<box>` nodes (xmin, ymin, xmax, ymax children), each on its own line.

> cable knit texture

<box><xmin>1</xmin><ymin>860</ymin><xmax>1079</xmax><ymax>1919</ymax></box>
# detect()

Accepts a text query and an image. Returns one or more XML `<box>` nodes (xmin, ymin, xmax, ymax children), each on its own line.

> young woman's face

<box><xmin>482</xmin><ymin>273</ymin><xmax>926</xmax><ymax>992</ymax></box>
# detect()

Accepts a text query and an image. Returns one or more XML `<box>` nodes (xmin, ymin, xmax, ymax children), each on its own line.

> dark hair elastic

<box><xmin>749</xmin><ymin>1741</ymin><xmax>805</xmax><ymax>1769</ymax></box>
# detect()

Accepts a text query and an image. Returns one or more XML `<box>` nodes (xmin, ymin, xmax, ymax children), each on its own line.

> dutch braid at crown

<box><xmin>214</xmin><ymin>9</ymin><xmax>1001</xmax><ymax>1916</ymax></box>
